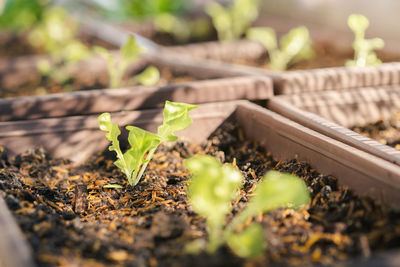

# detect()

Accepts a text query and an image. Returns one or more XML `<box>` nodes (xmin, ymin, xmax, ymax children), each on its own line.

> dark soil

<box><xmin>1</xmin><ymin>121</ymin><xmax>399</xmax><ymax>266</ymax></box>
<box><xmin>351</xmin><ymin>112</ymin><xmax>400</xmax><ymax>150</ymax></box>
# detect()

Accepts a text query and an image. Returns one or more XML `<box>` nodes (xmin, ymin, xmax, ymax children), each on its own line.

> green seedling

<box><xmin>29</xmin><ymin>6</ymin><xmax>91</xmax><ymax>63</ymax></box>
<box><xmin>28</xmin><ymin>6</ymin><xmax>92</xmax><ymax>85</ymax></box>
<box><xmin>94</xmin><ymin>35</ymin><xmax>160</xmax><ymax>88</ymax></box>
<box><xmin>246</xmin><ymin>26</ymin><xmax>315</xmax><ymax>70</ymax></box>
<box><xmin>98</xmin><ymin>101</ymin><xmax>197</xmax><ymax>187</ymax></box>
<box><xmin>185</xmin><ymin>155</ymin><xmax>310</xmax><ymax>258</ymax></box>
<box><xmin>154</xmin><ymin>14</ymin><xmax>212</xmax><ymax>43</ymax></box>
<box><xmin>346</xmin><ymin>14</ymin><xmax>384</xmax><ymax>67</ymax></box>
<box><xmin>206</xmin><ymin>0</ymin><xmax>259</xmax><ymax>41</ymax></box>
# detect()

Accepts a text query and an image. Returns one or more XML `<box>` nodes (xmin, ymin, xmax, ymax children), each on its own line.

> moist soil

<box><xmin>0</xmin><ymin>64</ymin><xmax>200</xmax><ymax>98</ymax></box>
<box><xmin>1</xmin><ymin>121</ymin><xmax>399</xmax><ymax>267</ymax></box>
<box><xmin>232</xmin><ymin>41</ymin><xmax>400</xmax><ymax>71</ymax></box>
<box><xmin>0</xmin><ymin>31</ymin><xmax>116</xmax><ymax>59</ymax></box>
<box><xmin>352</xmin><ymin>112</ymin><xmax>400</xmax><ymax>150</ymax></box>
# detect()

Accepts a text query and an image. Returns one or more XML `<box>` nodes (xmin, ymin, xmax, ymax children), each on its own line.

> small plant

<box><xmin>246</xmin><ymin>26</ymin><xmax>315</xmax><ymax>70</ymax></box>
<box><xmin>185</xmin><ymin>155</ymin><xmax>310</xmax><ymax>258</ymax></box>
<box><xmin>346</xmin><ymin>14</ymin><xmax>384</xmax><ymax>67</ymax></box>
<box><xmin>205</xmin><ymin>0</ymin><xmax>259</xmax><ymax>41</ymax></box>
<box><xmin>28</xmin><ymin>6</ymin><xmax>92</xmax><ymax>85</ymax></box>
<box><xmin>153</xmin><ymin>14</ymin><xmax>211</xmax><ymax>43</ymax></box>
<box><xmin>94</xmin><ymin>35</ymin><xmax>160</xmax><ymax>88</ymax></box>
<box><xmin>98</xmin><ymin>101</ymin><xmax>197</xmax><ymax>187</ymax></box>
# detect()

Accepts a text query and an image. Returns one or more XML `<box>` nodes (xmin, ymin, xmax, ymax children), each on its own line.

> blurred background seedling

<box><xmin>346</xmin><ymin>14</ymin><xmax>384</xmax><ymax>67</ymax></box>
<box><xmin>94</xmin><ymin>35</ymin><xmax>160</xmax><ymax>88</ymax></box>
<box><xmin>185</xmin><ymin>155</ymin><xmax>310</xmax><ymax>258</ymax></box>
<box><xmin>246</xmin><ymin>26</ymin><xmax>315</xmax><ymax>70</ymax></box>
<box><xmin>206</xmin><ymin>0</ymin><xmax>259</xmax><ymax>42</ymax></box>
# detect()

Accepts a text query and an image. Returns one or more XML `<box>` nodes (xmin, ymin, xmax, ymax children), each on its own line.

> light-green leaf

<box><xmin>121</xmin><ymin>35</ymin><xmax>145</xmax><ymax>65</ymax></box>
<box><xmin>246</xmin><ymin>26</ymin><xmax>314</xmax><ymax>70</ymax></box>
<box><xmin>125</xmin><ymin>126</ymin><xmax>160</xmax><ymax>185</ymax></box>
<box><xmin>348</xmin><ymin>14</ymin><xmax>369</xmax><ymax>38</ymax></box>
<box><xmin>206</xmin><ymin>0</ymin><xmax>259</xmax><ymax>41</ymax></box>
<box><xmin>98</xmin><ymin>101</ymin><xmax>197</xmax><ymax>187</ymax></box>
<box><xmin>133</xmin><ymin>65</ymin><xmax>160</xmax><ymax>86</ymax></box>
<box><xmin>98</xmin><ymin>113</ymin><xmax>128</xmax><ymax>177</ymax></box>
<box><xmin>157</xmin><ymin>101</ymin><xmax>198</xmax><ymax>142</ymax></box>
<box><xmin>185</xmin><ymin>155</ymin><xmax>243</xmax><ymax>253</ymax></box>
<box><xmin>347</xmin><ymin>14</ymin><xmax>384</xmax><ymax>67</ymax></box>
<box><xmin>246</xmin><ymin>27</ymin><xmax>277</xmax><ymax>52</ymax></box>
<box><xmin>227</xmin><ymin>223</ymin><xmax>265</xmax><ymax>258</ymax></box>
<box><xmin>245</xmin><ymin>170</ymin><xmax>309</xmax><ymax>217</ymax></box>
<box><xmin>185</xmin><ymin>155</ymin><xmax>243</xmax><ymax>227</ymax></box>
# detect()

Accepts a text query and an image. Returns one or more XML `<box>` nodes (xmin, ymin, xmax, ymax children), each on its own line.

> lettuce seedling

<box><xmin>346</xmin><ymin>14</ymin><xmax>384</xmax><ymax>67</ymax></box>
<box><xmin>185</xmin><ymin>155</ymin><xmax>310</xmax><ymax>258</ymax></box>
<box><xmin>94</xmin><ymin>35</ymin><xmax>160</xmax><ymax>88</ymax></box>
<box><xmin>154</xmin><ymin>14</ymin><xmax>212</xmax><ymax>43</ymax></box>
<box><xmin>28</xmin><ymin>6</ymin><xmax>92</xmax><ymax>85</ymax></box>
<box><xmin>246</xmin><ymin>26</ymin><xmax>315</xmax><ymax>70</ymax></box>
<box><xmin>205</xmin><ymin>0</ymin><xmax>259</xmax><ymax>41</ymax></box>
<box><xmin>98</xmin><ymin>101</ymin><xmax>197</xmax><ymax>186</ymax></box>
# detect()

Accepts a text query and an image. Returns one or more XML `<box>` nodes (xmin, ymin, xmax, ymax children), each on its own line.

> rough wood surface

<box><xmin>0</xmin><ymin>196</ymin><xmax>36</xmax><ymax>267</ymax></box>
<box><xmin>269</xmin><ymin>86</ymin><xmax>400</xmax><ymax>166</ymax></box>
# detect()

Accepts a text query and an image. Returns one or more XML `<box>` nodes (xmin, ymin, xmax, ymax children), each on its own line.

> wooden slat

<box><xmin>0</xmin><ymin>196</ymin><xmax>36</xmax><ymax>267</ymax></box>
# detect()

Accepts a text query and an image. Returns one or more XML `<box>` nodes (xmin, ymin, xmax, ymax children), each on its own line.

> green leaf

<box><xmin>133</xmin><ymin>65</ymin><xmax>160</xmax><ymax>86</ymax></box>
<box><xmin>98</xmin><ymin>113</ymin><xmax>128</xmax><ymax>177</ymax></box>
<box><xmin>347</xmin><ymin>14</ymin><xmax>384</xmax><ymax>67</ymax></box>
<box><xmin>185</xmin><ymin>155</ymin><xmax>243</xmax><ymax>226</ymax></box>
<box><xmin>93</xmin><ymin>46</ymin><xmax>113</xmax><ymax>66</ymax></box>
<box><xmin>206</xmin><ymin>0</ymin><xmax>259</xmax><ymax>41</ymax></box>
<box><xmin>125</xmin><ymin>126</ymin><xmax>160</xmax><ymax>185</ymax></box>
<box><xmin>348</xmin><ymin>14</ymin><xmax>369</xmax><ymax>37</ymax></box>
<box><xmin>280</xmin><ymin>26</ymin><xmax>313</xmax><ymax>61</ymax></box>
<box><xmin>206</xmin><ymin>2</ymin><xmax>232</xmax><ymax>41</ymax></box>
<box><xmin>157</xmin><ymin>101</ymin><xmax>198</xmax><ymax>142</ymax></box>
<box><xmin>246</xmin><ymin>27</ymin><xmax>277</xmax><ymax>52</ymax></box>
<box><xmin>246</xmin><ymin>170</ymin><xmax>310</xmax><ymax>216</ymax></box>
<box><xmin>98</xmin><ymin>101</ymin><xmax>196</xmax><ymax>187</ymax></box>
<box><xmin>246</xmin><ymin>26</ymin><xmax>314</xmax><ymax>70</ymax></box>
<box><xmin>227</xmin><ymin>223</ymin><xmax>265</xmax><ymax>258</ymax></box>
<box><xmin>121</xmin><ymin>35</ymin><xmax>145</xmax><ymax>64</ymax></box>
<box><xmin>185</xmin><ymin>155</ymin><xmax>243</xmax><ymax>253</ymax></box>
<box><xmin>37</xmin><ymin>59</ymin><xmax>52</xmax><ymax>75</ymax></box>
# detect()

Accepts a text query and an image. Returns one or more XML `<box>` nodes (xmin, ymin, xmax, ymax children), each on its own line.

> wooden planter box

<box><xmin>165</xmin><ymin>41</ymin><xmax>400</xmax><ymax>93</ymax></box>
<box><xmin>79</xmin><ymin>4</ymin><xmax>400</xmax><ymax>95</ymax></box>
<box><xmin>0</xmin><ymin>47</ymin><xmax>270</xmax><ymax>121</ymax></box>
<box><xmin>1</xmin><ymin>100</ymin><xmax>400</xmax><ymax>266</ymax></box>
<box><xmin>268</xmin><ymin>86</ymin><xmax>400</xmax><ymax>166</ymax></box>
<box><xmin>2</xmin><ymin>101</ymin><xmax>400</xmax><ymax>266</ymax></box>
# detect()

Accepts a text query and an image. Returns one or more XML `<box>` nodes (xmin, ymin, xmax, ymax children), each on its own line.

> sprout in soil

<box><xmin>154</xmin><ymin>14</ymin><xmax>211</xmax><ymax>43</ymax></box>
<box><xmin>28</xmin><ymin>6</ymin><xmax>92</xmax><ymax>86</ymax></box>
<box><xmin>94</xmin><ymin>35</ymin><xmax>160</xmax><ymax>88</ymax></box>
<box><xmin>184</xmin><ymin>155</ymin><xmax>310</xmax><ymax>258</ymax></box>
<box><xmin>98</xmin><ymin>101</ymin><xmax>197</xmax><ymax>187</ymax></box>
<box><xmin>246</xmin><ymin>26</ymin><xmax>315</xmax><ymax>70</ymax></box>
<box><xmin>205</xmin><ymin>0</ymin><xmax>259</xmax><ymax>42</ymax></box>
<box><xmin>346</xmin><ymin>14</ymin><xmax>384</xmax><ymax>67</ymax></box>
